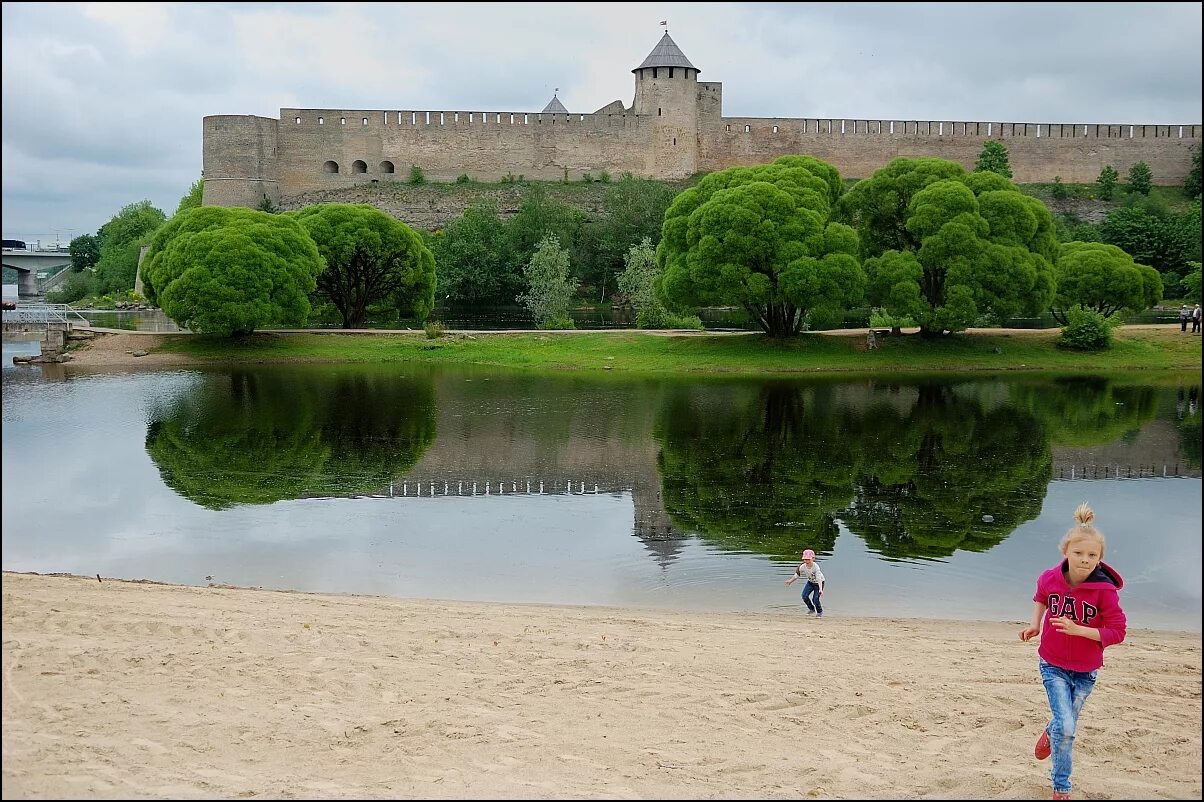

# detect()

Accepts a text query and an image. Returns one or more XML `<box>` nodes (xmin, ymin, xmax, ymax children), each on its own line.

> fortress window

<box><xmin>295</xmin><ymin>116</ymin><xmax>301</xmax><ymax>125</ymax></box>
<box><xmin>318</xmin><ymin>117</ymin><xmax>324</xmax><ymax>125</ymax></box>
<box><xmin>658</xmin><ymin>108</ymin><xmax>662</xmax><ymax>116</ymax></box>
<box><xmin>673</xmin><ymin>137</ymin><xmax>676</xmax><ymax>146</ymax></box>
<box><xmin>380</xmin><ymin>161</ymin><xmax>395</xmax><ymax>174</ymax></box>
<box><xmin>341</xmin><ymin>117</ymin><xmax>346</xmax><ymax>125</ymax></box>
<box><xmin>653</xmin><ymin>68</ymin><xmax>658</xmax><ymax>79</ymax></box>
<box><xmin>669</xmin><ymin>67</ymin><xmax>674</xmax><ymax>78</ymax></box>
<box><xmin>772</xmin><ymin>125</ymin><xmax>778</xmax><ymax>134</ymax></box>
<box><xmin>726</xmin><ymin>124</ymin><xmax>731</xmax><ymax>132</ymax></box>
<box><xmin>363</xmin><ymin>117</ymin><xmax>368</xmax><ymax>126</ymax></box>
<box><xmin>352</xmin><ymin>160</ymin><xmax>367</xmax><ymax>174</ymax></box>
<box><xmin>323</xmin><ymin>160</ymin><xmax>339</xmax><ymax>174</ymax></box>
<box><xmin>744</xmin><ymin>124</ymin><xmax>750</xmax><ymax>133</ymax></box>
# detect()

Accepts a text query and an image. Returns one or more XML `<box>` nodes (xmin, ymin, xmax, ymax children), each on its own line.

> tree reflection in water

<box><xmin>655</xmin><ymin>377</ymin><xmax>1163</xmax><ymax>561</ymax></box>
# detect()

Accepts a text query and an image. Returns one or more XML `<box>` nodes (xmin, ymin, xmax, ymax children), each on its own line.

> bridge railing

<box><xmin>2</xmin><ymin>303</ymin><xmax>91</xmax><ymax>326</ymax></box>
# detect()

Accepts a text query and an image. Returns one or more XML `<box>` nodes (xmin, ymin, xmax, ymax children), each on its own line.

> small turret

<box><xmin>631</xmin><ymin>31</ymin><xmax>699</xmax><ymax>117</ymax></box>
<box><xmin>541</xmin><ymin>92</ymin><xmax>568</xmax><ymax>114</ymax></box>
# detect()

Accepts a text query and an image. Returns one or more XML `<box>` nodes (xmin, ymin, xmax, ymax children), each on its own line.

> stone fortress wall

<box><xmin>203</xmin><ymin>33</ymin><xmax>1200</xmax><ymax>210</ymax></box>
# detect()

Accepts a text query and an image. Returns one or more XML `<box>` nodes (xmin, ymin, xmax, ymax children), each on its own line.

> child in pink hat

<box><xmin>785</xmin><ymin>548</ymin><xmax>826</xmax><ymax>617</ymax></box>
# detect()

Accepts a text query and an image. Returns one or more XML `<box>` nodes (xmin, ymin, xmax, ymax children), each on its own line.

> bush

<box><xmin>424</xmin><ymin>320</ymin><xmax>446</xmax><ymax>338</ymax></box>
<box><xmin>1097</xmin><ymin>166</ymin><xmax>1119</xmax><ymax>201</ymax></box>
<box><xmin>542</xmin><ymin>314</ymin><xmax>576</xmax><ymax>330</ymax></box>
<box><xmin>409</xmin><ymin>165</ymin><xmax>426</xmax><ymax>185</ymax></box>
<box><xmin>1058</xmin><ymin>306</ymin><xmax>1114</xmax><ymax>351</ymax></box>
<box><xmin>455</xmin><ymin>174</ymin><xmax>470</xmax><ymax>184</ymax></box>
<box><xmin>1051</xmin><ymin>177</ymin><xmax>1069</xmax><ymax>200</ymax></box>
<box><xmin>1126</xmin><ymin>161</ymin><xmax>1152</xmax><ymax>196</ymax></box>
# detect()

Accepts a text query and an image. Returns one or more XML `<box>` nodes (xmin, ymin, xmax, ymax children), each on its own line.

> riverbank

<box><xmin>3</xmin><ymin>571</ymin><xmax>1200</xmax><ymax>799</ymax></box>
<box><xmin>61</xmin><ymin>324</ymin><xmax>1203</xmax><ymax>375</ymax></box>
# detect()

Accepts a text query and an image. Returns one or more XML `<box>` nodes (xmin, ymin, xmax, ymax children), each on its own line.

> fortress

<box><xmin>203</xmin><ymin>32</ymin><xmax>1200</xmax><ymax>210</ymax></box>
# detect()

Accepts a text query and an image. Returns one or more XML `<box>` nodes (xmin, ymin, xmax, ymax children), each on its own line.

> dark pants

<box><xmin>1194</xmin><ymin>317</ymin><xmax>1201</xmax><ymax>333</ymax></box>
<box><xmin>801</xmin><ymin>581</ymin><xmax>823</xmax><ymax>614</ymax></box>
<box><xmin>1182</xmin><ymin>317</ymin><xmax>1189</xmax><ymax>332</ymax></box>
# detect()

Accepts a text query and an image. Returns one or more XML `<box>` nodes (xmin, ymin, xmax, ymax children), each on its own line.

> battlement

<box><xmin>203</xmin><ymin>33</ymin><xmax>1200</xmax><ymax>209</ymax></box>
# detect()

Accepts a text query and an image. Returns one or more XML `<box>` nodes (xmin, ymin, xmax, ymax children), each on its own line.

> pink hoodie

<box><xmin>1033</xmin><ymin>559</ymin><xmax>1126</xmax><ymax>672</ymax></box>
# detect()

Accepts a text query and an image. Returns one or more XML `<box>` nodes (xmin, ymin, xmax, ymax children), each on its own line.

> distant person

<box><xmin>1179</xmin><ymin>305</ymin><xmax>1190</xmax><ymax>332</ymax></box>
<box><xmin>1019</xmin><ymin>503</ymin><xmax>1126</xmax><ymax>801</ymax></box>
<box><xmin>1193</xmin><ymin>304</ymin><xmax>1201</xmax><ymax>334</ymax></box>
<box><xmin>784</xmin><ymin>548</ymin><xmax>826</xmax><ymax>617</ymax></box>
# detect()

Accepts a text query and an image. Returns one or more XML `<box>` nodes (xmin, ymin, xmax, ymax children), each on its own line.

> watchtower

<box><xmin>631</xmin><ymin>31</ymin><xmax>701</xmax><ymax>177</ymax></box>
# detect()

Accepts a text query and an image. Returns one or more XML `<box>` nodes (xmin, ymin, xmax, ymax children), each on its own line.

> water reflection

<box><xmin>145</xmin><ymin>368</ymin><xmax>436</xmax><ymax>509</ymax></box>
<box><xmin>655</xmin><ymin>378</ymin><xmax>1170</xmax><ymax>562</ymax></box>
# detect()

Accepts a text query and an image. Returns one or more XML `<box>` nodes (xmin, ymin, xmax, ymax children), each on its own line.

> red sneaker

<box><xmin>1051</xmin><ymin>792</ymin><xmax>1071</xmax><ymax>800</ymax></box>
<box><xmin>1035</xmin><ymin>729</ymin><xmax>1051</xmax><ymax>760</ymax></box>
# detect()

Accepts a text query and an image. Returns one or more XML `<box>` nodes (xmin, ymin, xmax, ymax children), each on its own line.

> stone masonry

<box><xmin>203</xmin><ymin>32</ymin><xmax>1201</xmax><ymax>210</ymax></box>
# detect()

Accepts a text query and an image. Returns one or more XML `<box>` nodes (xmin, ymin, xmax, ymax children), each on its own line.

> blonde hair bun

<box><xmin>1073</xmin><ymin>502</ymin><xmax>1095</xmax><ymax>527</ymax></box>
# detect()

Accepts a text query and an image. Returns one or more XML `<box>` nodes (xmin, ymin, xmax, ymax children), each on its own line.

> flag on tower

<box><xmin>660</xmin><ymin>20</ymin><xmax>667</xmax><ymax>26</ymax></box>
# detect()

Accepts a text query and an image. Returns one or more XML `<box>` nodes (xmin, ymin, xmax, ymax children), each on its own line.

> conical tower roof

<box><xmin>541</xmin><ymin>93</ymin><xmax>568</xmax><ymax>114</ymax></box>
<box><xmin>633</xmin><ymin>31</ymin><xmax>698</xmax><ymax>73</ymax></box>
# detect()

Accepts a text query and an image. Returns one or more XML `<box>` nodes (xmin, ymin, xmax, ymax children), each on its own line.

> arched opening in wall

<box><xmin>295</xmin><ymin>116</ymin><xmax>301</xmax><ymax>124</ymax></box>
<box><xmin>363</xmin><ymin>117</ymin><xmax>368</xmax><ymax>126</ymax></box>
<box><xmin>323</xmin><ymin>160</ymin><xmax>339</xmax><ymax>174</ymax></box>
<box><xmin>744</xmin><ymin>124</ymin><xmax>750</xmax><ymax>133</ymax></box>
<box><xmin>772</xmin><ymin>125</ymin><xmax>778</xmax><ymax>134</ymax></box>
<box><xmin>341</xmin><ymin>117</ymin><xmax>346</xmax><ymax>126</ymax></box>
<box><xmin>380</xmin><ymin>161</ymin><xmax>395</xmax><ymax>174</ymax></box>
<box><xmin>352</xmin><ymin>160</ymin><xmax>367</xmax><ymax>174</ymax></box>
<box><xmin>319</xmin><ymin>117</ymin><xmax>325</xmax><ymax>125</ymax></box>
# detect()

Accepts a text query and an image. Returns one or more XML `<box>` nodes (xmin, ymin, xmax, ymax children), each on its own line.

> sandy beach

<box><xmin>2</xmin><ymin>572</ymin><xmax>1199</xmax><ymax>799</ymax></box>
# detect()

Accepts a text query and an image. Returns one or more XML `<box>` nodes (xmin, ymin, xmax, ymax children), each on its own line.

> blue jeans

<box><xmin>801</xmin><ymin>581</ymin><xmax>822</xmax><ymax>614</ymax></box>
<box><xmin>1039</xmin><ymin>658</ymin><xmax>1098</xmax><ymax>794</ymax></box>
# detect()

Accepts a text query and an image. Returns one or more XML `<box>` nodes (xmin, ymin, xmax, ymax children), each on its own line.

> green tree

<box><xmin>67</xmin><ymin>233</ymin><xmax>100</xmax><ymax>272</ymax></box>
<box><xmin>517</xmin><ymin>234</ymin><xmax>576</xmax><ymax>328</ymax></box>
<box><xmin>289</xmin><ymin>203</ymin><xmax>436</xmax><ymax>328</ymax></box>
<box><xmin>1051</xmin><ymin>177</ymin><xmax>1069</xmax><ymax>200</ymax></box>
<box><xmin>657</xmin><ymin>155</ymin><xmax>864</xmax><ymax>337</ymax></box>
<box><xmin>584</xmin><ymin>175</ymin><xmax>677</xmax><ymax>302</ymax></box>
<box><xmin>142</xmin><ymin>206</ymin><xmax>322</xmax><ymax>336</ymax></box>
<box><xmin>1051</xmin><ymin>241</ymin><xmax>1162</xmax><ymax>323</ymax></box>
<box><xmin>974</xmin><ymin>140</ymin><xmax>1013</xmax><ymax>178</ymax></box>
<box><xmin>94</xmin><ymin>200</ymin><xmax>167</xmax><ymax>294</ymax></box>
<box><xmin>431</xmin><ymin>202</ymin><xmax>520</xmax><ymax>303</ymax></box>
<box><xmin>1127</xmin><ymin>161</ymin><xmax>1153</xmax><ymax>195</ymax></box>
<box><xmin>506</xmin><ymin>186</ymin><xmax>587</xmax><ymax>285</ymax></box>
<box><xmin>1181</xmin><ymin>261</ymin><xmax>1201</xmax><ymax>303</ymax></box>
<box><xmin>175</xmin><ymin>178</ymin><xmax>204</xmax><ymax>216</ymax></box>
<box><xmin>1096</xmin><ymin>165</ymin><xmax>1120</xmax><ymax>201</ymax></box>
<box><xmin>616</xmin><ymin>237</ymin><xmax>668</xmax><ymax>327</ymax></box>
<box><xmin>837</xmin><ymin>158</ymin><xmax>1057</xmax><ymax>336</ymax></box>
<box><xmin>1099</xmin><ymin>201</ymin><xmax>1200</xmax><ymax>289</ymax></box>
<box><xmin>1186</xmin><ymin>144</ymin><xmax>1202</xmax><ymax>199</ymax></box>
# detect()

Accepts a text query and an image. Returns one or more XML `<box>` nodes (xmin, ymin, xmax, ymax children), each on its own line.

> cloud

<box><xmin>3</xmin><ymin>2</ymin><xmax>1200</xmax><ymax>244</ymax></box>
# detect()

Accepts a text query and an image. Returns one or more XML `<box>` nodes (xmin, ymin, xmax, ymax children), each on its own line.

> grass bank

<box><xmin>148</xmin><ymin>325</ymin><xmax>1201</xmax><ymax>376</ymax></box>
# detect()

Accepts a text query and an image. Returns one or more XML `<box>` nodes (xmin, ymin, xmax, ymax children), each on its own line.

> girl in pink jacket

<box><xmin>1019</xmin><ymin>503</ymin><xmax>1127</xmax><ymax>800</ymax></box>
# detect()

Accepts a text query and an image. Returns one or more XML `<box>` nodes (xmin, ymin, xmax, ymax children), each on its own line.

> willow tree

<box><xmin>1051</xmin><ymin>241</ymin><xmax>1162</xmax><ymax>324</ymax></box>
<box><xmin>142</xmin><ymin>206</ymin><xmax>321</xmax><ymax>336</ymax></box>
<box><xmin>290</xmin><ymin>203</ymin><xmax>436</xmax><ymax>328</ymax></box>
<box><xmin>837</xmin><ymin>158</ymin><xmax>1058</xmax><ymax>336</ymax></box>
<box><xmin>657</xmin><ymin>155</ymin><xmax>864</xmax><ymax>337</ymax></box>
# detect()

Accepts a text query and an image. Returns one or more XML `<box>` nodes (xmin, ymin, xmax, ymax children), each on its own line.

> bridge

<box><xmin>2</xmin><ymin>247</ymin><xmax>72</xmax><ymax>297</ymax></box>
<box><xmin>2</xmin><ymin>302</ymin><xmax>91</xmax><ymax>361</ymax></box>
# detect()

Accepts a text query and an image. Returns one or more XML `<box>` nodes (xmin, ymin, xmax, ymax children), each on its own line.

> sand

<box><xmin>2</xmin><ymin>571</ymin><xmax>1200</xmax><ymax>799</ymax></box>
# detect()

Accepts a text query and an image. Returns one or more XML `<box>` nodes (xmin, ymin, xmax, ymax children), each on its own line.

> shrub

<box><xmin>409</xmin><ymin>165</ymin><xmax>426</xmax><ymax>185</ymax></box>
<box><xmin>541</xmin><ymin>313</ymin><xmax>576</xmax><ymax>330</ymax></box>
<box><xmin>598</xmin><ymin>171</ymin><xmax>611</xmax><ymax>183</ymax></box>
<box><xmin>581</xmin><ymin>173</ymin><xmax>594</xmax><ymax>183</ymax></box>
<box><xmin>455</xmin><ymin>173</ymin><xmax>470</xmax><ymax>184</ymax></box>
<box><xmin>1096</xmin><ymin>166</ymin><xmax>1119</xmax><ymax>201</ymax></box>
<box><xmin>1126</xmin><ymin>161</ymin><xmax>1152</xmax><ymax>196</ymax></box>
<box><xmin>1058</xmin><ymin>306</ymin><xmax>1114</xmax><ymax>351</ymax></box>
<box><xmin>1051</xmin><ymin>177</ymin><xmax>1069</xmax><ymax>200</ymax></box>
<box><xmin>424</xmin><ymin>320</ymin><xmax>446</xmax><ymax>338</ymax></box>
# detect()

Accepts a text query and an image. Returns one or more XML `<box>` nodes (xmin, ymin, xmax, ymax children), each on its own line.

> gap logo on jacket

<box><xmin>1034</xmin><ymin>559</ymin><xmax>1127</xmax><ymax>673</ymax></box>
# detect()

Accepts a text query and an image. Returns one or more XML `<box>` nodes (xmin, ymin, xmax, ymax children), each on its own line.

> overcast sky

<box><xmin>3</xmin><ymin>2</ymin><xmax>1201</xmax><ymax>248</ymax></box>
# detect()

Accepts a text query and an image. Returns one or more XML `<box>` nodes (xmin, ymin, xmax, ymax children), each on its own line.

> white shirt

<box><xmin>795</xmin><ymin>562</ymin><xmax>825</xmax><ymax>585</ymax></box>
